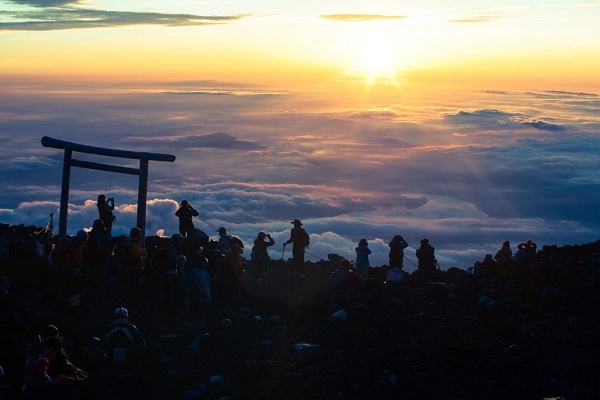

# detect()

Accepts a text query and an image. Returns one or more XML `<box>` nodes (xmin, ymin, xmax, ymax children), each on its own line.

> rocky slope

<box><xmin>1</xmin><ymin>225</ymin><xmax>599</xmax><ymax>399</ymax></box>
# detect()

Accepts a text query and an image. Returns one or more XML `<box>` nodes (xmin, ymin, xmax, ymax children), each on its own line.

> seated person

<box><xmin>329</xmin><ymin>259</ymin><xmax>363</xmax><ymax>295</ymax></box>
<box><xmin>102</xmin><ymin>307</ymin><xmax>146</xmax><ymax>363</ymax></box>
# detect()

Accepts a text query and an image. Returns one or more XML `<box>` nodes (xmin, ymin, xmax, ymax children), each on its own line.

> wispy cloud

<box><xmin>320</xmin><ymin>14</ymin><xmax>407</xmax><ymax>22</ymax></box>
<box><xmin>0</xmin><ymin>5</ymin><xmax>248</xmax><ymax>31</ymax></box>
<box><xmin>448</xmin><ymin>16</ymin><xmax>498</xmax><ymax>23</ymax></box>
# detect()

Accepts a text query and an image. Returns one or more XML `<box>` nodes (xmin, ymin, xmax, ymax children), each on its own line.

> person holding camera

<box><xmin>251</xmin><ymin>231</ymin><xmax>275</xmax><ymax>279</ymax></box>
<box><xmin>97</xmin><ymin>194</ymin><xmax>116</xmax><ymax>236</ymax></box>
<box><xmin>175</xmin><ymin>200</ymin><xmax>199</xmax><ymax>238</ymax></box>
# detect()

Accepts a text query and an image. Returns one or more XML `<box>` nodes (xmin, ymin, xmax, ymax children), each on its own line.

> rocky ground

<box><xmin>2</xmin><ymin>233</ymin><xmax>600</xmax><ymax>400</ymax></box>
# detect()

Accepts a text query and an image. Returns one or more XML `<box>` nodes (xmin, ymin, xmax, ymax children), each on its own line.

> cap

<box><xmin>291</xmin><ymin>219</ymin><xmax>302</xmax><ymax>226</ymax></box>
<box><xmin>41</xmin><ymin>336</ymin><xmax>63</xmax><ymax>350</ymax></box>
<box><xmin>40</xmin><ymin>324</ymin><xmax>59</xmax><ymax>340</ymax></box>
<box><xmin>114</xmin><ymin>307</ymin><xmax>129</xmax><ymax>319</ymax></box>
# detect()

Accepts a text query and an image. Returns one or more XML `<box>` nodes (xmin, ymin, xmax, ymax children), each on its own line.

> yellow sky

<box><xmin>1</xmin><ymin>1</ymin><xmax>599</xmax><ymax>91</ymax></box>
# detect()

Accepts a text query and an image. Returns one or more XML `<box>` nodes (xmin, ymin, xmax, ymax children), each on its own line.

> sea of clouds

<box><xmin>1</xmin><ymin>80</ymin><xmax>599</xmax><ymax>271</ymax></box>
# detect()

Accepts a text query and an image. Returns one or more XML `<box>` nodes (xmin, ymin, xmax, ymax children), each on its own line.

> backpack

<box><xmin>112</xmin><ymin>239</ymin><xmax>132</xmax><ymax>267</ymax></box>
<box><xmin>105</xmin><ymin>328</ymin><xmax>133</xmax><ymax>363</ymax></box>
<box><xmin>295</xmin><ymin>227</ymin><xmax>309</xmax><ymax>248</ymax></box>
<box><xmin>229</xmin><ymin>236</ymin><xmax>244</xmax><ymax>250</ymax></box>
<box><xmin>50</xmin><ymin>238</ymin><xmax>71</xmax><ymax>266</ymax></box>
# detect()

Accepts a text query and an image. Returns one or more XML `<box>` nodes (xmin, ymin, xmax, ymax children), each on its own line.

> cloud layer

<box><xmin>1</xmin><ymin>82</ymin><xmax>599</xmax><ymax>271</ymax></box>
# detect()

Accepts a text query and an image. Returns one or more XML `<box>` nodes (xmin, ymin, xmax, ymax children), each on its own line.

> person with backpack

<box><xmin>151</xmin><ymin>234</ymin><xmax>184</xmax><ymax>308</ymax></box>
<box><xmin>284</xmin><ymin>219</ymin><xmax>310</xmax><ymax>278</ymax></box>
<box><xmin>49</xmin><ymin>230</ymin><xmax>88</xmax><ymax>314</ymax></box>
<box><xmin>216</xmin><ymin>227</ymin><xmax>244</xmax><ymax>253</ymax></box>
<box><xmin>175</xmin><ymin>200</ymin><xmax>199</xmax><ymax>238</ymax></box>
<box><xmin>97</xmin><ymin>194</ymin><xmax>116</xmax><ymax>237</ymax></box>
<box><xmin>102</xmin><ymin>307</ymin><xmax>146</xmax><ymax>364</ymax></box>
<box><xmin>251</xmin><ymin>231</ymin><xmax>275</xmax><ymax>280</ymax></box>
<box><xmin>416</xmin><ymin>238</ymin><xmax>436</xmax><ymax>282</ymax></box>
<box><xmin>180</xmin><ymin>254</ymin><xmax>211</xmax><ymax>319</ymax></box>
<box><xmin>38</xmin><ymin>336</ymin><xmax>88</xmax><ymax>398</ymax></box>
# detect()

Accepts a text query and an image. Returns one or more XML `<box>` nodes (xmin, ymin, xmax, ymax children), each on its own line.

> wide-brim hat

<box><xmin>291</xmin><ymin>219</ymin><xmax>302</xmax><ymax>226</ymax></box>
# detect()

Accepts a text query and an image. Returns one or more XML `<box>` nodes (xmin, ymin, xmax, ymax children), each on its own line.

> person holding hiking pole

<box><xmin>283</xmin><ymin>219</ymin><xmax>309</xmax><ymax>278</ymax></box>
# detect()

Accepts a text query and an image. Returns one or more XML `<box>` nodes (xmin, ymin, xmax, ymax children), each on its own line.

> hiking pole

<box><xmin>113</xmin><ymin>216</ymin><xmax>123</xmax><ymax>231</ymax></box>
<box><xmin>281</xmin><ymin>243</ymin><xmax>287</xmax><ymax>260</ymax></box>
<box><xmin>304</xmin><ymin>249</ymin><xmax>322</xmax><ymax>261</ymax></box>
<box><xmin>403</xmin><ymin>254</ymin><xmax>418</xmax><ymax>268</ymax></box>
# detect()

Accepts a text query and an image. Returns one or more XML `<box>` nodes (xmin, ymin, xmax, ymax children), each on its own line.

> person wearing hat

<box><xmin>103</xmin><ymin>307</ymin><xmax>146</xmax><ymax>363</ymax></box>
<box><xmin>354</xmin><ymin>239</ymin><xmax>372</xmax><ymax>281</ymax></box>
<box><xmin>49</xmin><ymin>229</ymin><xmax>88</xmax><ymax>314</ymax></box>
<box><xmin>22</xmin><ymin>356</ymin><xmax>51</xmax><ymax>398</ymax></box>
<box><xmin>284</xmin><ymin>219</ymin><xmax>310</xmax><ymax>277</ymax></box>
<box><xmin>40</xmin><ymin>336</ymin><xmax>88</xmax><ymax>396</ymax></box>
<box><xmin>175</xmin><ymin>200</ymin><xmax>199</xmax><ymax>238</ymax></box>
<box><xmin>216</xmin><ymin>227</ymin><xmax>232</xmax><ymax>252</ymax></box>
<box><xmin>416</xmin><ymin>238</ymin><xmax>436</xmax><ymax>282</ymax></box>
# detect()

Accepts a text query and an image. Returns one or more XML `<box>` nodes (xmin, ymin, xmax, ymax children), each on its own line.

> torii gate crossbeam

<box><xmin>41</xmin><ymin>136</ymin><xmax>176</xmax><ymax>238</ymax></box>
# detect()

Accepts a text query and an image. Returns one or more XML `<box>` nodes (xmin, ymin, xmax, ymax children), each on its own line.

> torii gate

<box><xmin>41</xmin><ymin>136</ymin><xmax>176</xmax><ymax>238</ymax></box>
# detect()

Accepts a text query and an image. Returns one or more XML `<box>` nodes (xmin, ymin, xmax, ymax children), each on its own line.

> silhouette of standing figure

<box><xmin>175</xmin><ymin>200</ymin><xmax>199</xmax><ymax>238</ymax></box>
<box><xmin>97</xmin><ymin>194</ymin><xmax>115</xmax><ymax>236</ymax></box>
<box><xmin>284</xmin><ymin>219</ymin><xmax>309</xmax><ymax>277</ymax></box>
<box><xmin>416</xmin><ymin>238</ymin><xmax>436</xmax><ymax>282</ymax></box>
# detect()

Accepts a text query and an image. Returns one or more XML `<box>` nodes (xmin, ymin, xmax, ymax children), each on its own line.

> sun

<box><xmin>344</xmin><ymin>33</ymin><xmax>402</xmax><ymax>86</ymax></box>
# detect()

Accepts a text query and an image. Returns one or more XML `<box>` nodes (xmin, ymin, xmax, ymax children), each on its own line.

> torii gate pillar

<box><xmin>41</xmin><ymin>136</ymin><xmax>176</xmax><ymax>238</ymax></box>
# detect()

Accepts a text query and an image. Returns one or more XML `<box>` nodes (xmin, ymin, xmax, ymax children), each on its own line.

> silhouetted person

<box><xmin>50</xmin><ymin>230</ymin><xmax>88</xmax><ymax>314</ymax></box>
<box><xmin>416</xmin><ymin>238</ymin><xmax>436</xmax><ymax>282</ymax></box>
<box><xmin>329</xmin><ymin>259</ymin><xmax>363</xmax><ymax>295</ymax></box>
<box><xmin>284</xmin><ymin>219</ymin><xmax>309</xmax><ymax>277</ymax></box>
<box><xmin>355</xmin><ymin>239</ymin><xmax>372</xmax><ymax>281</ymax></box>
<box><xmin>517</xmin><ymin>239</ymin><xmax>537</xmax><ymax>260</ymax></box>
<box><xmin>175</xmin><ymin>200</ymin><xmax>199</xmax><ymax>238</ymax></box>
<box><xmin>123</xmin><ymin>228</ymin><xmax>146</xmax><ymax>304</ymax></box>
<box><xmin>181</xmin><ymin>254</ymin><xmax>212</xmax><ymax>320</ymax></box>
<box><xmin>494</xmin><ymin>240</ymin><xmax>513</xmax><ymax>263</ymax></box>
<box><xmin>103</xmin><ymin>307</ymin><xmax>146</xmax><ymax>363</ymax></box>
<box><xmin>97</xmin><ymin>194</ymin><xmax>115</xmax><ymax>236</ymax></box>
<box><xmin>39</xmin><ymin>336</ymin><xmax>87</xmax><ymax>398</ymax></box>
<box><xmin>86</xmin><ymin>219</ymin><xmax>112</xmax><ymax>298</ymax></box>
<box><xmin>216</xmin><ymin>227</ymin><xmax>232</xmax><ymax>252</ymax></box>
<box><xmin>251</xmin><ymin>231</ymin><xmax>275</xmax><ymax>279</ymax></box>
<box><xmin>388</xmin><ymin>234</ymin><xmax>409</xmax><ymax>269</ymax></box>
<box><xmin>222</xmin><ymin>243</ymin><xmax>245</xmax><ymax>308</ymax></box>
